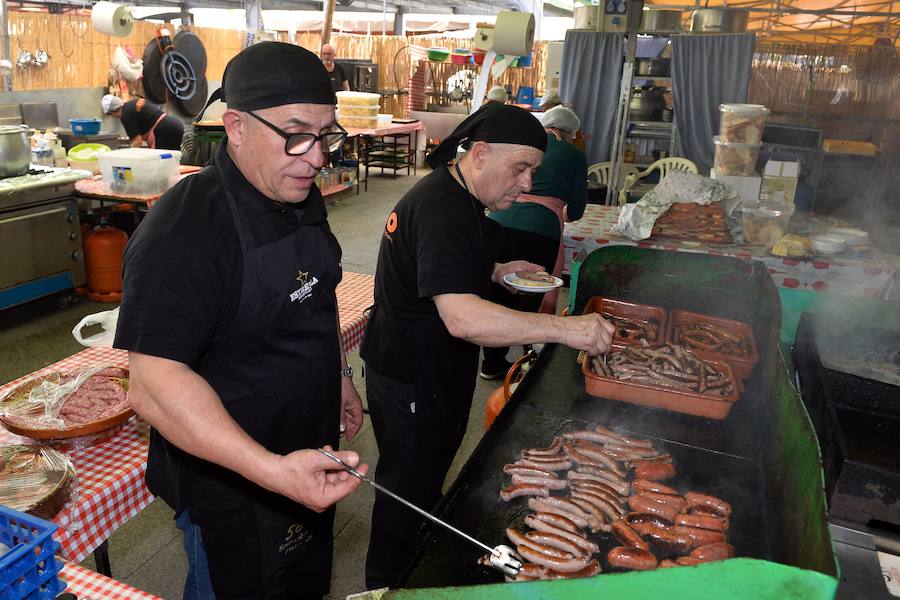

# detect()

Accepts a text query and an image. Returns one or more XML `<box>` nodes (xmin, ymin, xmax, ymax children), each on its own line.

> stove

<box><xmin>0</xmin><ymin>165</ymin><xmax>91</xmax><ymax>310</ymax></box>
<box><xmin>793</xmin><ymin>311</ymin><xmax>900</xmax><ymax>528</ymax></box>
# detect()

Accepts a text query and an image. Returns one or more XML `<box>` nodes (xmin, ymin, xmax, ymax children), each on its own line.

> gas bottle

<box><xmin>83</xmin><ymin>226</ymin><xmax>128</xmax><ymax>302</ymax></box>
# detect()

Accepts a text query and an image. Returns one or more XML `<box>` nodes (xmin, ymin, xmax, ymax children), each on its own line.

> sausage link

<box><xmin>627</xmin><ymin>494</ymin><xmax>681</xmax><ymax>522</ymax></box>
<box><xmin>528</xmin><ymin>498</ymin><xmax>591</xmax><ymax>529</ymax></box>
<box><xmin>518</xmin><ymin>545</ymin><xmax>590</xmax><ymax>573</ymax></box>
<box><xmin>633</xmin><ymin>461</ymin><xmax>676</xmax><ymax>482</ymax></box>
<box><xmin>658</xmin><ymin>559</ymin><xmax>680</xmax><ymax>568</ymax></box>
<box><xmin>503</xmin><ymin>464</ymin><xmax>557</xmax><ymax>479</ymax></box>
<box><xmin>690</xmin><ymin>542</ymin><xmax>735</xmax><ymax>562</ymax></box>
<box><xmin>506</xmin><ymin>528</ymin><xmax>574</xmax><ymax>559</ymax></box>
<box><xmin>611</xmin><ymin>520</ymin><xmax>649</xmax><ymax>550</ymax></box>
<box><xmin>524</xmin><ymin>515</ymin><xmax>599</xmax><ymax>554</ymax></box>
<box><xmin>633</xmin><ymin>479</ymin><xmax>679</xmax><ymax>496</ymax></box>
<box><xmin>685</xmin><ymin>492</ymin><xmax>733</xmax><ymax>517</ymax></box>
<box><xmin>672</xmin><ymin>525</ymin><xmax>727</xmax><ymax>548</ymax></box>
<box><xmin>593</xmin><ymin>425</ymin><xmax>655</xmax><ymax>448</ymax></box>
<box><xmin>525</xmin><ymin>530</ymin><xmax>590</xmax><ymax>558</ymax></box>
<box><xmin>675</xmin><ymin>556</ymin><xmax>705</xmax><ymax>566</ymax></box>
<box><xmin>639</xmin><ymin>490</ymin><xmax>687</xmax><ymax>512</ymax></box>
<box><xmin>511</xmin><ymin>474</ymin><xmax>569</xmax><ymax>490</ymax></box>
<box><xmin>674</xmin><ymin>512</ymin><xmax>728</xmax><ymax>532</ymax></box>
<box><xmin>543</xmin><ymin>559</ymin><xmax>602</xmax><ymax>579</ymax></box>
<box><xmin>531</xmin><ymin>511</ymin><xmax>580</xmax><ymax>533</ymax></box>
<box><xmin>500</xmin><ymin>483</ymin><xmax>549</xmax><ymax>502</ymax></box>
<box><xmin>607</xmin><ymin>546</ymin><xmax>658</xmax><ymax>571</ymax></box>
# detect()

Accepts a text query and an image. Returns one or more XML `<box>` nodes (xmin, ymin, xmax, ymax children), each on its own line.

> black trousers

<box><xmin>153</xmin><ymin>117</ymin><xmax>185</xmax><ymax>151</ymax></box>
<box><xmin>364</xmin><ymin>365</ymin><xmax>474</xmax><ymax>589</ymax></box>
<box><xmin>483</xmin><ymin>226</ymin><xmax>560</xmax><ymax>366</ymax></box>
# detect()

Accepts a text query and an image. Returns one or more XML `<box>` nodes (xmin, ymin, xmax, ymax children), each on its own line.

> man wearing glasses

<box><xmin>114</xmin><ymin>42</ymin><xmax>365</xmax><ymax>600</ymax></box>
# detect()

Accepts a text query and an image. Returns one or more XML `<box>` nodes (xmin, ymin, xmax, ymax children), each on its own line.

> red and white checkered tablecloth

<box><xmin>61</xmin><ymin>561</ymin><xmax>162</xmax><ymax>600</ymax></box>
<box><xmin>0</xmin><ymin>347</ymin><xmax>150</xmax><ymax>564</ymax></box>
<box><xmin>564</xmin><ymin>205</ymin><xmax>897</xmax><ymax>300</ymax></box>
<box><xmin>337</xmin><ymin>271</ymin><xmax>374</xmax><ymax>353</ymax></box>
<box><xmin>0</xmin><ymin>274</ymin><xmax>373</xmax><ymax>563</ymax></box>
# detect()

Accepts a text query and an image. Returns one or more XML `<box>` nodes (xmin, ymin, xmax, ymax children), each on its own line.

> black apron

<box><xmin>148</xmin><ymin>166</ymin><xmax>343</xmax><ymax>599</ymax></box>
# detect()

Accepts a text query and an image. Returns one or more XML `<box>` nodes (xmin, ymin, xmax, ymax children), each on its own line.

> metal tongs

<box><xmin>317</xmin><ymin>448</ymin><xmax>522</xmax><ymax>576</ymax></box>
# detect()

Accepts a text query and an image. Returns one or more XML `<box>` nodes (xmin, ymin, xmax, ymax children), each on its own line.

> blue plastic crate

<box><xmin>0</xmin><ymin>506</ymin><xmax>65</xmax><ymax>600</ymax></box>
<box><xmin>68</xmin><ymin>118</ymin><xmax>101</xmax><ymax>135</ymax></box>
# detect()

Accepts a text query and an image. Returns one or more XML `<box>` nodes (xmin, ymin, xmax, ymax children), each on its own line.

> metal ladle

<box><xmin>316</xmin><ymin>448</ymin><xmax>522</xmax><ymax>577</ymax></box>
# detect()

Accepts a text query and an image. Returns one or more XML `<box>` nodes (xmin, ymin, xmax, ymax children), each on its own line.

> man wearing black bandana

<box><xmin>114</xmin><ymin>42</ymin><xmax>367</xmax><ymax>600</ymax></box>
<box><xmin>360</xmin><ymin>103</ymin><xmax>615</xmax><ymax>589</ymax></box>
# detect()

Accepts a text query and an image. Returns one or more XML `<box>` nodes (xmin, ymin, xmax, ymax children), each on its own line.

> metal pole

<box><xmin>1</xmin><ymin>0</ymin><xmax>11</xmax><ymax>92</ymax></box>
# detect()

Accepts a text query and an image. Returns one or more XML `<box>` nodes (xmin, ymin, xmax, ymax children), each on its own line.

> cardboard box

<box><xmin>762</xmin><ymin>159</ymin><xmax>800</xmax><ymax>203</ymax></box>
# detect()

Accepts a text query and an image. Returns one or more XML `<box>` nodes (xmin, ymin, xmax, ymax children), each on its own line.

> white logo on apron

<box><xmin>290</xmin><ymin>270</ymin><xmax>319</xmax><ymax>303</ymax></box>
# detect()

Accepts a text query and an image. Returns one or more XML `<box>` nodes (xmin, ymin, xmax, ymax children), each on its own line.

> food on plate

<box><xmin>771</xmin><ymin>234</ymin><xmax>813</xmax><ymax>258</ymax></box>
<box><xmin>651</xmin><ymin>203</ymin><xmax>731</xmax><ymax>244</ymax></box>
<box><xmin>0</xmin><ymin>445</ymin><xmax>75</xmax><ymax>519</ymax></box>
<box><xmin>513</xmin><ymin>271</ymin><xmax>558</xmax><ymax>286</ymax></box>
<box><xmin>673</xmin><ymin>320</ymin><xmax>752</xmax><ymax>359</ymax></box>
<box><xmin>584</xmin><ymin>343</ymin><xmax>736</xmax><ymax>397</ymax></box>
<box><xmin>1</xmin><ymin>366</ymin><xmax>130</xmax><ymax>430</ymax></box>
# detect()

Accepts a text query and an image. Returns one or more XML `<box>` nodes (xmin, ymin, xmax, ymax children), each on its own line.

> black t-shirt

<box><xmin>114</xmin><ymin>140</ymin><xmax>320</xmax><ymax>369</ymax></box>
<box><xmin>360</xmin><ymin>164</ymin><xmax>499</xmax><ymax>383</ymax></box>
<box><xmin>120</xmin><ymin>98</ymin><xmax>165</xmax><ymax>139</ymax></box>
<box><xmin>327</xmin><ymin>63</ymin><xmax>349</xmax><ymax>94</ymax></box>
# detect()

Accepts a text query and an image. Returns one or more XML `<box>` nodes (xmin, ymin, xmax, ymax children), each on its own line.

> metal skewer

<box><xmin>317</xmin><ymin>448</ymin><xmax>522</xmax><ymax>576</ymax></box>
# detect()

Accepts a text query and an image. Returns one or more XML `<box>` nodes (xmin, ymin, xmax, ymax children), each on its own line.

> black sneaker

<box><xmin>479</xmin><ymin>358</ymin><xmax>513</xmax><ymax>380</ymax></box>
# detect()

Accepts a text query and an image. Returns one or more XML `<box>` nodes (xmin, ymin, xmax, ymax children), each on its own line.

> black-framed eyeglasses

<box><xmin>247</xmin><ymin>111</ymin><xmax>347</xmax><ymax>156</ymax></box>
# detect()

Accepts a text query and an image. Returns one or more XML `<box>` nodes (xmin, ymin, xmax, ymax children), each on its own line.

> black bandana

<box><xmin>201</xmin><ymin>42</ymin><xmax>335</xmax><ymax>117</ymax></box>
<box><xmin>426</xmin><ymin>103</ymin><xmax>547</xmax><ymax>168</ymax></box>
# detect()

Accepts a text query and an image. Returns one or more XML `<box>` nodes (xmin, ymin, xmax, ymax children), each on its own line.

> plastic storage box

<box><xmin>713</xmin><ymin>135</ymin><xmax>762</xmax><ymax>176</ymax></box>
<box><xmin>335</xmin><ymin>91</ymin><xmax>380</xmax><ymax>106</ymax></box>
<box><xmin>98</xmin><ymin>148</ymin><xmax>182</xmax><ymax>195</ymax></box>
<box><xmin>339</xmin><ymin>115</ymin><xmax>378</xmax><ymax>130</ymax></box>
<box><xmin>719</xmin><ymin>104</ymin><xmax>769</xmax><ymax>144</ymax></box>
<box><xmin>0</xmin><ymin>505</ymin><xmax>65</xmax><ymax>600</ymax></box>
<box><xmin>741</xmin><ymin>199</ymin><xmax>796</xmax><ymax>247</ymax></box>
<box><xmin>68</xmin><ymin>118</ymin><xmax>102</xmax><ymax>135</ymax></box>
<box><xmin>339</xmin><ymin>105</ymin><xmax>379</xmax><ymax>118</ymax></box>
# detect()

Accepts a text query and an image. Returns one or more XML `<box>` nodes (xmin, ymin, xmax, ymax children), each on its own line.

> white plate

<box><xmin>810</xmin><ymin>234</ymin><xmax>847</xmax><ymax>255</ymax></box>
<box><xmin>828</xmin><ymin>227</ymin><xmax>869</xmax><ymax>246</ymax></box>
<box><xmin>503</xmin><ymin>272</ymin><xmax>564</xmax><ymax>293</ymax></box>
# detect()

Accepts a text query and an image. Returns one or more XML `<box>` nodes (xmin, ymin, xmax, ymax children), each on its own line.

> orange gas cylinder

<box><xmin>83</xmin><ymin>226</ymin><xmax>128</xmax><ymax>302</ymax></box>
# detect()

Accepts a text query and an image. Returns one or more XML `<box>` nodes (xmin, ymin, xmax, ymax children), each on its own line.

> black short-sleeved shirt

<box><xmin>327</xmin><ymin>63</ymin><xmax>349</xmax><ymax>94</ymax></box>
<box><xmin>120</xmin><ymin>98</ymin><xmax>165</xmax><ymax>139</ymax></box>
<box><xmin>360</xmin><ymin>165</ymin><xmax>499</xmax><ymax>383</ymax></box>
<box><xmin>113</xmin><ymin>140</ymin><xmax>319</xmax><ymax>369</ymax></box>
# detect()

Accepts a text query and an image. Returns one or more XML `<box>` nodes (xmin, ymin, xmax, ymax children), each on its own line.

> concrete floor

<box><xmin>0</xmin><ymin>169</ymin><xmax>546</xmax><ymax>599</ymax></box>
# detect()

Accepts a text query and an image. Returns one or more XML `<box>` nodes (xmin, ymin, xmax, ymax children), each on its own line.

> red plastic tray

<box><xmin>667</xmin><ymin>310</ymin><xmax>759</xmax><ymax>381</ymax></box>
<box><xmin>581</xmin><ymin>345</ymin><xmax>741</xmax><ymax>420</ymax></box>
<box><xmin>583</xmin><ymin>296</ymin><xmax>667</xmax><ymax>346</ymax></box>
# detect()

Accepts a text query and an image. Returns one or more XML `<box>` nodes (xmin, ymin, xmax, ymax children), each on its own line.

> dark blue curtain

<box><xmin>671</xmin><ymin>33</ymin><xmax>756</xmax><ymax>174</ymax></box>
<box><xmin>559</xmin><ymin>31</ymin><xmax>623</xmax><ymax>165</ymax></box>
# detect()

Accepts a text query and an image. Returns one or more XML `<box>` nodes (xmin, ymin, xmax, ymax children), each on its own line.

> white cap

<box><xmin>487</xmin><ymin>85</ymin><xmax>508</xmax><ymax>103</ymax></box>
<box><xmin>542</xmin><ymin>105</ymin><xmax>580</xmax><ymax>133</ymax></box>
<box><xmin>540</xmin><ymin>88</ymin><xmax>562</xmax><ymax>108</ymax></box>
<box><xmin>101</xmin><ymin>94</ymin><xmax>123</xmax><ymax>114</ymax></box>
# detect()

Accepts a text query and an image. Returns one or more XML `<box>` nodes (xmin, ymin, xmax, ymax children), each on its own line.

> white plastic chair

<box><xmin>588</xmin><ymin>162</ymin><xmax>642</xmax><ymax>201</ymax></box>
<box><xmin>618</xmin><ymin>157</ymin><xmax>698</xmax><ymax>205</ymax></box>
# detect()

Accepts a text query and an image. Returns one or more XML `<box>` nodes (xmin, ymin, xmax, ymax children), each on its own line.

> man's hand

<box><xmin>270</xmin><ymin>446</ymin><xmax>368</xmax><ymax>513</ymax></box>
<box><xmin>561</xmin><ymin>313</ymin><xmax>615</xmax><ymax>356</ymax></box>
<box><xmin>492</xmin><ymin>260</ymin><xmax>547</xmax><ymax>293</ymax></box>
<box><xmin>340</xmin><ymin>378</ymin><xmax>364</xmax><ymax>440</ymax></box>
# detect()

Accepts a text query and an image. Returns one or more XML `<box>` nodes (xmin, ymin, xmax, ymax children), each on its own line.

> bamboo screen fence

<box><xmin>749</xmin><ymin>42</ymin><xmax>900</xmax><ymax>158</ymax></box>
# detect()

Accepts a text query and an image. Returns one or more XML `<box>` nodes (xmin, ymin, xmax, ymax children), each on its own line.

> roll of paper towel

<box><xmin>493</xmin><ymin>10</ymin><xmax>535</xmax><ymax>57</ymax></box>
<box><xmin>92</xmin><ymin>2</ymin><xmax>134</xmax><ymax>37</ymax></box>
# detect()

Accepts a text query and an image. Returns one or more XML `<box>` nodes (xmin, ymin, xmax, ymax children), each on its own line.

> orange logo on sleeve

<box><xmin>386</xmin><ymin>211</ymin><xmax>398</xmax><ymax>233</ymax></box>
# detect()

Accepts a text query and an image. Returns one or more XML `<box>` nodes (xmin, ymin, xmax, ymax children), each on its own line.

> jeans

<box><xmin>175</xmin><ymin>509</ymin><xmax>216</xmax><ymax>600</ymax></box>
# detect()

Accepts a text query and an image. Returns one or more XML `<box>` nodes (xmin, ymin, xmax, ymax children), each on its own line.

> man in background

<box><xmin>321</xmin><ymin>43</ymin><xmax>350</xmax><ymax>94</ymax></box>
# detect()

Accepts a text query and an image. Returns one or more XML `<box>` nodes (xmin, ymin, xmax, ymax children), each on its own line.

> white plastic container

<box><xmin>335</xmin><ymin>91</ymin><xmax>380</xmax><ymax>106</ymax></box>
<box><xmin>338</xmin><ymin>105</ymin><xmax>379</xmax><ymax>117</ymax></box>
<box><xmin>719</xmin><ymin>104</ymin><xmax>770</xmax><ymax>144</ymax></box>
<box><xmin>741</xmin><ymin>200</ymin><xmax>795</xmax><ymax>247</ymax></box>
<box><xmin>376</xmin><ymin>114</ymin><xmax>393</xmax><ymax>128</ymax></box>
<box><xmin>713</xmin><ymin>136</ymin><xmax>761</xmax><ymax>177</ymax></box>
<box><xmin>339</xmin><ymin>115</ymin><xmax>378</xmax><ymax>130</ymax></box>
<box><xmin>98</xmin><ymin>148</ymin><xmax>182</xmax><ymax>195</ymax></box>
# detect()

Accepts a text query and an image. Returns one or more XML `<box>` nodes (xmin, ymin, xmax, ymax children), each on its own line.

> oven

<box><xmin>0</xmin><ymin>172</ymin><xmax>86</xmax><ymax>310</ymax></box>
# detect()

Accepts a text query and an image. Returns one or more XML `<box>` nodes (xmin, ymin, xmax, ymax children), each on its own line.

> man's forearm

<box><xmin>435</xmin><ymin>294</ymin><xmax>566</xmax><ymax>347</ymax></box>
<box><xmin>128</xmin><ymin>353</ymin><xmax>282</xmax><ymax>492</ymax></box>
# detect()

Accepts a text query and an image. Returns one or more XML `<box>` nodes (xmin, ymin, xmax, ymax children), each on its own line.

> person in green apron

<box><xmin>360</xmin><ymin>103</ymin><xmax>614</xmax><ymax>590</ymax></box>
<box><xmin>481</xmin><ymin>105</ymin><xmax>588</xmax><ymax>378</ymax></box>
<box><xmin>114</xmin><ymin>42</ymin><xmax>365</xmax><ymax>600</ymax></box>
